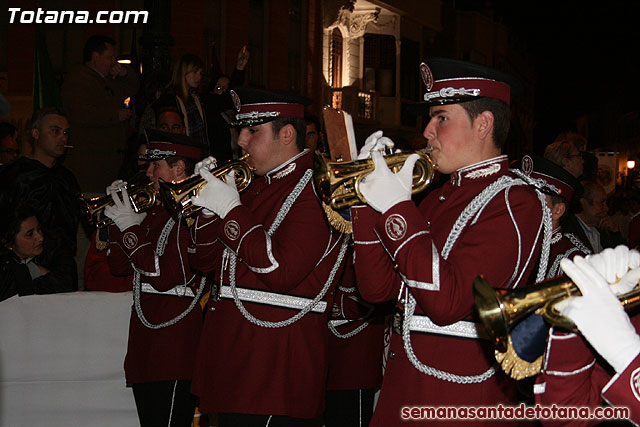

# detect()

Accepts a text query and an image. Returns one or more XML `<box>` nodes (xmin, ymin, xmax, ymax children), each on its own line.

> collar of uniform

<box><xmin>264</xmin><ymin>149</ymin><xmax>309</xmax><ymax>184</ymax></box>
<box><xmin>551</xmin><ymin>227</ymin><xmax>562</xmax><ymax>245</ymax></box>
<box><xmin>450</xmin><ymin>155</ymin><xmax>508</xmax><ymax>186</ymax></box>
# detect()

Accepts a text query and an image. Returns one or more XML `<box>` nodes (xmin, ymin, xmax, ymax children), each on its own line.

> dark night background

<box><xmin>488</xmin><ymin>0</ymin><xmax>640</xmax><ymax>154</ymax></box>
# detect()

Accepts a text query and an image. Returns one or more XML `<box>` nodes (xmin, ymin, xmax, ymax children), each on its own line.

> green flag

<box><xmin>33</xmin><ymin>26</ymin><xmax>61</xmax><ymax>111</ymax></box>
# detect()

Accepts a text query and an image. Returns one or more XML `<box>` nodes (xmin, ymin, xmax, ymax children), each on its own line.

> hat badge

<box><xmin>521</xmin><ymin>155</ymin><xmax>534</xmax><ymax>176</ymax></box>
<box><xmin>420</xmin><ymin>62</ymin><xmax>434</xmax><ymax>91</ymax></box>
<box><xmin>231</xmin><ymin>90</ymin><xmax>242</xmax><ymax>112</ymax></box>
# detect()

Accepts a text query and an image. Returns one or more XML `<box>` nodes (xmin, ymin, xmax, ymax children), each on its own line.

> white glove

<box><xmin>106</xmin><ymin>179</ymin><xmax>127</xmax><ymax>196</ymax></box>
<box><xmin>584</xmin><ymin>245</ymin><xmax>640</xmax><ymax>295</ymax></box>
<box><xmin>190</xmin><ymin>169</ymin><xmax>241</xmax><ymax>219</ymax></box>
<box><xmin>194</xmin><ymin>156</ymin><xmax>218</xmax><ymax>175</ymax></box>
<box><xmin>557</xmin><ymin>255</ymin><xmax>640</xmax><ymax>373</ymax></box>
<box><xmin>358</xmin><ymin>150</ymin><xmax>419</xmax><ymax>213</ymax></box>
<box><xmin>104</xmin><ymin>186</ymin><xmax>147</xmax><ymax>231</ymax></box>
<box><xmin>357</xmin><ymin>130</ymin><xmax>395</xmax><ymax>160</ymax></box>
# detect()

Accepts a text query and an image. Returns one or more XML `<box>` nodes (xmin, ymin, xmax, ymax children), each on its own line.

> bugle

<box><xmin>80</xmin><ymin>181</ymin><xmax>157</xmax><ymax>229</ymax></box>
<box><xmin>473</xmin><ymin>274</ymin><xmax>640</xmax><ymax>353</ymax></box>
<box><xmin>313</xmin><ymin>151</ymin><xmax>435</xmax><ymax>210</ymax></box>
<box><xmin>158</xmin><ymin>154</ymin><xmax>254</xmax><ymax>217</ymax></box>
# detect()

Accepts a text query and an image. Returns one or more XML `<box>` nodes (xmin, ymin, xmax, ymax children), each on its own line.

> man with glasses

<box><xmin>0</xmin><ymin>108</ymin><xmax>80</xmax><ymax>289</ymax></box>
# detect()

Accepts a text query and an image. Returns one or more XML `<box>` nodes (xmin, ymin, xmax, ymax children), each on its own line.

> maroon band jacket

<box><xmin>189</xmin><ymin>151</ymin><xmax>348</xmax><ymax>418</ymax></box>
<box><xmin>327</xmin><ymin>252</ymin><xmax>386</xmax><ymax>391</ymax></box>
<box><xmin>351</xmin><ymin>155</ymin><xmax>546</xmax><ymax>426</ymax></box>
<box><xmin>108</xmin><ymin>205</ymin><xmax>203</xmax><ymax>385</ymax></box>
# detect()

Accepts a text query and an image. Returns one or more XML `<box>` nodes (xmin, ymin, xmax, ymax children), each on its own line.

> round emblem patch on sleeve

<box><xmin>630</xmin><ymin>366</ymin><xmax>640</xmax><ymax>402</ymax></box>
<box><xmin>122</xmin><ymin>231</ymin><xmax>139</xmax><ymax>250</ymax></box>
<box><xmin>385</xmin><ymin>214</ymin><xmax>407</xmax><ymax>241</ymax></box>
<box><xmin>224</xmin><ymin>220</ymin><xmax>241</xmax><ymax>241</ymax></box>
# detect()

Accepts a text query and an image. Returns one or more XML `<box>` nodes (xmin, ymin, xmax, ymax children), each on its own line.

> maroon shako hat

<box><xmin>420</xmin><ymin>58</ymin><xmax>518</xmax><ymax>107</ymax></box>
<box><xmin>229</xmin><ymin>87</ymin><xmax>311</xmax><ymax>127</ymax></box>
<box><xmin>142</xmin><ymin>128</ymin><xmax>203</xmax><ymax>161</ymax></box>
<box><xmin>517</xmin><ymin>155</ymin><xmax>580</xmax><ymax>203</ymax></box>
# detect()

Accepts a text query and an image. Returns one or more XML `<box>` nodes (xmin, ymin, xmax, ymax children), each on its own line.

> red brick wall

<box><xmin>171</xmin><ymin>0</ymin><xmax>205</xmax><ymax>59</ymax></box>
<box><xmin>7</xmin><ymin>0</ymin><xmax>36</xmax><ymax>95</ymax></box>
<box><xmin>225</xmin><ymin>0</ymin><xmax>250</xmax><ymax>75</ymax></box>
<box><xmin>267</xmin><ymin>0</ymin><xmax>289</xmax><ymax>91</ymax></box>
<box><xmin>85</xmin><ymin>0</ymin><xmax>117</xmax><ymax>39</ymax></box>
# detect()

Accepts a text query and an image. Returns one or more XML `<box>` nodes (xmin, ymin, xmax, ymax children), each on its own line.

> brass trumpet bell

<box><xmin>473</xmin><ymin>274</ymin><xmax>640</xmax><ymax>353</ymax></box>
<box><xmin>158</xmin><ymin>154</ymin><xmax>254</xmax><ymax>217</ymax></box>
<box><xmin>313</xmin><ymin>151</ymin><xmax>435</xmax><ymax>210</ymax></box>
<box><xmin>80</xmin><ymin>181</ymin><xmax>157</xmax><ymax>229</ymax></box>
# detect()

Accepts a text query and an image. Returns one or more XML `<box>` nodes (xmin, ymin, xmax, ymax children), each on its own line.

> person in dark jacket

<box><xmin>0</xmin><ymin>203</ymin><xmax>77</xmax><ymax>302</ymax></box>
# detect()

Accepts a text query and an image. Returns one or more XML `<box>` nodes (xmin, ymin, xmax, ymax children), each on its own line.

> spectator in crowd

<box><xmin>544</xmin><ymin>136</ymin><xmax>585</xmax><ymax>179</ymax></box>
<box><xmin>0</xmin><ymin>122</ymin><xmax>19</xmax><ymax>166</ymax></box>
<box><xmin>574</xmin><ymin>181</ymin><xmax>625</xmax><ymax>252</ymax></box>
<box><xmin>0</xmin><ymin>108</ymin><xmax>81</xmax><ymax>263</ymax></box>
<box><xmin>156</xmin><ymin>106</ymin><xmax>186</xmax><ymax>135</ymax></box>
<box><xmin>61</xmin><ymin>34</ymin><xmax>139</xmax><ymax>193</ymax></box>
<box><xmin>202</xmin><ymin>46</ymin><xmax>250</xmax><ymax>164</ymax></box>
<box><xmin>0</xmin><ymin>203</ymin><xmax>77</xmax><ymax>302</ymax></box>
<box><xmin>304</xmin><ymin>113</ymin><xmax>324</xmax><ymax>153</ymax></box>
<box><xmin>137</xmin><ymin>73</ymin><xmax>169</xmax><ymax>136</ymax></box>
<box><xmin>154</xmin><ymin>54</ymin><xmax>209</xmax><ymax>156</ymax></box>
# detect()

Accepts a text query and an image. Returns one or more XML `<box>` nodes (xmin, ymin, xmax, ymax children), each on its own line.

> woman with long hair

<box><xmin>153</xmin><ymin>54</ymin><xmax>210</xmax><ymax>155</ymax></box>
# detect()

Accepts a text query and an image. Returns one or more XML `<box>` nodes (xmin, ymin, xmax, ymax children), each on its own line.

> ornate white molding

<box><xmin>338</xmin><ymin>7</ymin><xmax>380</xmax><ymax>38</ymax></box>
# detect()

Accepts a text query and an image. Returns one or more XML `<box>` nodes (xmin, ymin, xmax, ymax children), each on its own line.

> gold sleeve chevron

<box><xmin>494</xmin><ymin>336</ymin><xmax>543</xmax><ymax>380</ymax></box>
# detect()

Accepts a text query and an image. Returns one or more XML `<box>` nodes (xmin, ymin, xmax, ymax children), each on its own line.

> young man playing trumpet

<box><xmin>349</xmin><ymin>58</ymin><xmax>550</xmax><ymax>425</ymax></box>
<box><xmin>188</xmin><ymin>87</ymin><xmax>349</xmax><ymax>426</ymax></box>
<box><xmin>104</xmin><ymin>129</ymin><xmax>205</xmax><ymax>427</ymax></box>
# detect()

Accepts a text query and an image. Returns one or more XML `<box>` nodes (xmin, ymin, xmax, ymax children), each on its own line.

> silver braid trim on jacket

<box><xmin>223</xmin><ymin>169</ymin><xmax>349</xmax><ymax>328</ymax></box>
<box><xmin>402</xmin><ymin>175</ymin><xmax>550</xmax><ymax>382</ymax></box>
<box><xmin>132</xmin><ymin>217</ymin><xmax>207</xmax><ymax>329</ymax></box>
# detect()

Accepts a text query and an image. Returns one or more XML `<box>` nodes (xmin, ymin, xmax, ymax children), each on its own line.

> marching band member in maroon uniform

<box><xmin>188</xmin><ymin>88</ymin><xmax>349</xmax><ymax>426</ymax></box>
<box><xmin>534</xmin><ymin>245</ymin><xmax>640</xmax><ymax>426</ymax></box>
<box><xmin>105</xmin><ymin>129</ymin><xmax>206</xmax><ymax>427</ymax></box>
<box><xmin>494</xmin><ymin>156</ymin><xmax>590</xmax><ymax>384</ymax></box>
<box><xmin>518</xmin><ymin>155</ymin><xmax>591</xmax><ymax>279</ymax></box>
<box><xmin>324</xmin><ymin>250</ymin><xmax>389</xmax><ymax>427</ymax></box>
<box><xmin>350</xmin><ymin>58</ymin><xmax>551</xmax><ymax>426</ymax></box>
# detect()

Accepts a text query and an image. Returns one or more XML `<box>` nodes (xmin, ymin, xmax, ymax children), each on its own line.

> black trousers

<box><xmin>324</xmin><ymin>388</ymin><xmax>376</xmax><ymax>427</ymax></box>
<box><xmin>217</xmin><ymin>412</ymin><xmax>308</xmax><ymax>427</ymax></box>
<box><xmin>132</xmin><ymin>380</ymin><xmax>196</xmax><ymax>427</ymax></box>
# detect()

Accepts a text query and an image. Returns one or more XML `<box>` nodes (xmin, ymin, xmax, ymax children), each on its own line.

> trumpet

<box><xmin>80</xmin><ymin>181</ymin><xmax>157</xmax><ymax>229</ymax></box>
<box><xmin>473</xmin><ymin>274</ymin><xmax>640</xmax><ymax>353</ymax></box>
<box><xmin>158</xmin><ymin>154</ymin><xmax>254</xmax><ymax>217</ymax></box>
<box><xmin>313</xmin><ymin>151</ymin><xmax>435</xmax><ymax>210</ymax></box>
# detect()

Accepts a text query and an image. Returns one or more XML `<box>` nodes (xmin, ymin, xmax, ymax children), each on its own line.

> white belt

<box><xmin>408</xmin><ymin>314</ymin><xmax>488</xmax><ymax>340</ymax></box>
<box><xmin>141</xmin><ymin>283</ymin><xmax>195</xmax><ymax>298</ymax></box>
<box><xmin>220</xmin><ymin>285</ymin><xmax>327</xmax><ymax>313</ymax></box>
